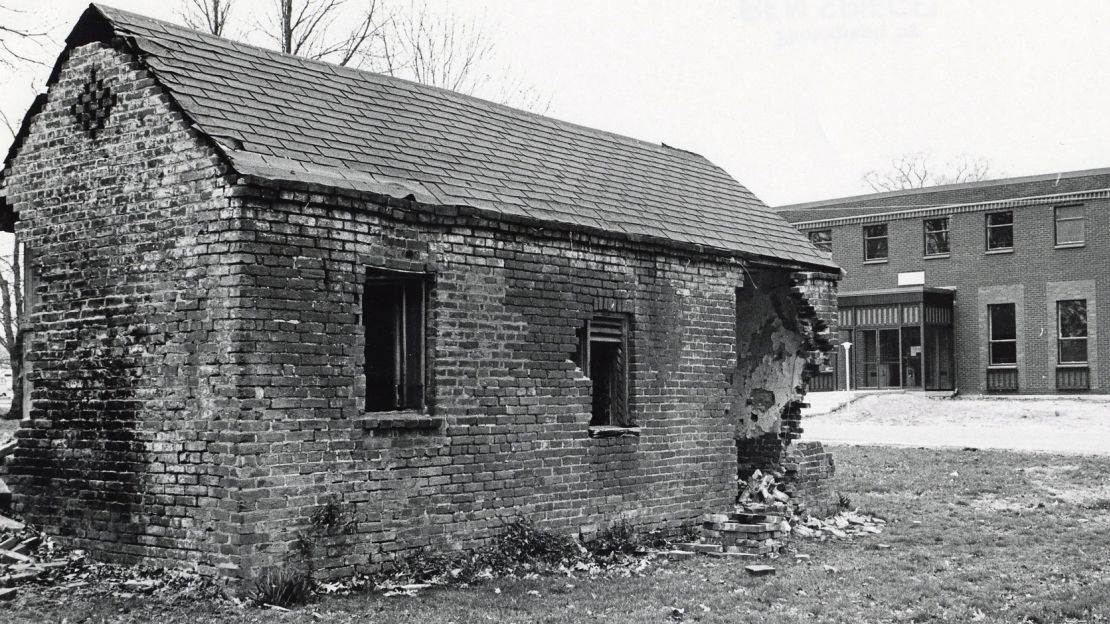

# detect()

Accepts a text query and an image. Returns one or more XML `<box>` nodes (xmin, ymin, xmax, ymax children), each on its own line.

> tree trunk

<box><xmin>6</xmin><ymin>330</ymin><xmax>19</xmax><ymax>420</ymax></box>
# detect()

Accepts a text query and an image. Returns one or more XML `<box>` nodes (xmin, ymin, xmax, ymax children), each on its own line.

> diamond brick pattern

<box><xmin>71</xmin><ymin>68</ymin><xmax>116</xmax><ymax>137</ymax></box>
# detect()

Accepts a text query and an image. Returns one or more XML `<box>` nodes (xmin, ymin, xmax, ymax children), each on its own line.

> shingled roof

<box><xmin>8</xmin><ymin>4</ymin><xmax>837</xmax><ymax>269</ymax></box>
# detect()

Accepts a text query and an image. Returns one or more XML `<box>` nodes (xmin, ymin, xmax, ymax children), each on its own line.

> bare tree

<box><xmin>380</xmin><ymin>4</ymin><xmax>492</xmax><ymax>94</ymax></box>
<box><xmin>180</xmin><ymin>0</ymin><xmax>234</xmax><ymax>37</ymax></box>
<box><xmin>862</xmin><ymin>153</ymin><xmax>994</xmax><ymax>192</ymax></box>
<box><xmin>0</xmin><ymin>246</ymin><xmax>23</xmax><ymax>419</ymax></box>
<box><xmin>257</xmin><ymin>0</ymin><xmax>386</xmax><ymax>67</ymax></box>
<box><xmin>185</xmin><ymin>0</ymin><xmax>551</xmax><ymax>111</ymax></box>
<box><xmin>377</xmin><ymin>1</ymin><xmax>549</xmax><ymax>111</ymax></box>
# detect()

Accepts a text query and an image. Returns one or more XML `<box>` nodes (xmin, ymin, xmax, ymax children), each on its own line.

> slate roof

<box><xmin>43</xmin><ymin>4</ymin><xmax>835</xmax><ymax>270</ymax></box>
<box><xmin>776</xmin><ymin>167</ymin><xmax>1110</xmax><ymax>224</ymax></box>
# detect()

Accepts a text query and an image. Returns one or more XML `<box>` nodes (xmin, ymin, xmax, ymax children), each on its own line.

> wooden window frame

<box><xmin>576</xmin><ymin>313</ymin><xmax>634</xmax><ymax>430</ymax></box>
<box><xmin>863</xmin><ymin>224</ymin><xmax>889</xmax><ymax>261</ymax></box>
<box><xmin>1056</xmin><ymin>299</ymin><xmax>1088</xmax><ymax>364</ymax></box>
<box><xmin>985</xmin><ymin>211</ymin><xmax>1014</xmax><ymax>251</ymax></box>
<box><xmin>923</xmin><ymin>217</ymin><xmax>950</xmax><ymax>256</ymax></box>
<box><xmin>1054</xmin><ymin>205</ymin><xmax>1086</xmax><ymax>247</ymax></box>
<box><xmin>808</xmin><ymin>229</ymin><xmax>832</xmax><ymax>254</ymax></box>
<box><xmin>363</xmin><ymin>269</ymin><xmax>428</xmax><ymax>413</ymax></box>
<box><xmin>987</xmin><ymin>303</ymin><xmax>1017</xmax><ymax>367</ymax></box>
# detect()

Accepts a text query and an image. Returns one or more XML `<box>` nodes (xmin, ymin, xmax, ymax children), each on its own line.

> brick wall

<box><xmin>222</xmin><ymin>183</ymin><xmax>752</xmax><ymax>577</ymax></box>
<box><xmin>1</xmin><ymin>42</ymin><xmax>242</xmax><ymax>573</ymax></box>
<box><xmin>798</xmin><ymin>199</ymin><xmax>1110</xmax><ymax>393</ymax></box>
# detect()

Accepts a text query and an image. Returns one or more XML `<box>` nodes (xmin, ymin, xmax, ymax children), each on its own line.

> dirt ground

<box><xmin>804</xmin><ymin>393</ymin><xmax>1110</xmax><ymax>455</ymax></box>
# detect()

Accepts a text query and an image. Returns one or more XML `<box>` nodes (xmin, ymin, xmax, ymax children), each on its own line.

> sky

<box><xmin>2</xmin><ymin>0</ymin><xmax>1110</xmax><ymax>206</ymax></box>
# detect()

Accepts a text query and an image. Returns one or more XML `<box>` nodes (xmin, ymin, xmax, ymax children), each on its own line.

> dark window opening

<box><xmin>577</xmin><ymin>314</ymin><xmax>632</xmax><ymax>428</ymax></box>
<box><xmin>808</xmin><ymin>229</ymin><xmax>832</xmax><ymax>253</ymax></box>
<box><xmin>986</xmin><ymin>211</ymin><xmax>1013</xmax><ymax>251</ymax></box>
<box><xmin>1055</xmin><ymin>205</ymin><xmax>1085</xmax><ymax>246</ymax></box>
<box><xmin>923</xmin><ymin>217</ymin><xmax>950</xmax><ymax>256</ymax></box>
<box><xmin>1057</xmin><ymin>299</ymin><xmax>1088</xmax><ymax>364</ymax></box>
<box><xmin>863</xmin><ymin>224</ymin><xmax>888</xmax><ymax>261</ymax></box>
<box><xmin>364</xmin><ymin>270</ymin><xmax>426</xmax><ymax>412</ymax></box>
<box><xmin>988</xmin><ymin>303</ymin><xmax>1017</xmax><ymax>366</ymax></box>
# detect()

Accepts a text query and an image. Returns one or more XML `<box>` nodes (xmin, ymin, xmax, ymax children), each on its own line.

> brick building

<box><xmin>777</xmin><ymin>168</ymin><xmax>1110</xmax><ymax>394</ymax></box>
<box><xmin>0</xmin><ymin>6</ymin><xmax>838</xmax><ymax>577</ymax></box>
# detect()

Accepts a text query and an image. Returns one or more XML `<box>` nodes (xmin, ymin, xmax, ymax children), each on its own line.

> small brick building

<box><xmin>778</xmin><ymin>168</ymin><xmax>1110</xmax><ymax>394</ymax></box>
<box><xmin>0</xmin><ymin>5</ymin><xmax>839</xmax><ymax>578</ymax></box>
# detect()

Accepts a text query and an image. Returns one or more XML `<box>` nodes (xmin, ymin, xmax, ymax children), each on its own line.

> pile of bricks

<box><xmin>701</xmin><ymin>511</ymin><xmax>786</xmax><ymax>556</ymax></box>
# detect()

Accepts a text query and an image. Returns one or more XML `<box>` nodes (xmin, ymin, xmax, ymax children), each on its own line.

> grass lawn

<box><xmin>5</xmin><ymin>445</ymin><xmax>1110</xmax><ymax>623</ymax></box>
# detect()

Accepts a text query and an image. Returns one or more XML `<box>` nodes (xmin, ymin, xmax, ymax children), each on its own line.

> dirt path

<box><xmin>803</xmin><ymin>393</ymin><xmax>1110</xmax><ymax>455</ymax></box>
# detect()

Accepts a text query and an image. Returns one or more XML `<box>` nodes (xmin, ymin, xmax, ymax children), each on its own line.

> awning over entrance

<box><xmin>811</xmin><ymin>286</ymin><xmax>956</xmax><ymax>392</ymax></box>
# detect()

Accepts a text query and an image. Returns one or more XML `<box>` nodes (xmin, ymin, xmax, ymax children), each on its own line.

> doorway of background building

<box><xmin>860</xmin><ymin>329</ymin><xmax>901</xmax><ymax>388</ymax></box>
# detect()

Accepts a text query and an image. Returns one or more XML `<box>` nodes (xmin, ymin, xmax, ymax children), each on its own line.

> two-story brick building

<box><xmin>778</xmin><ymin>168</ymin><xmax>1110</xmax><ymax>394</ymax></box>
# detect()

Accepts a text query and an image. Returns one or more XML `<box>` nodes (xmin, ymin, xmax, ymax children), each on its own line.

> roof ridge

<box><xmin>777</xmin><ymin>165</ymin><xmax>1110</xmax><ymax>211</ymax></box>
<box><xmin>90</xmin><ymin>2</ymin><xmax>711</xmax><ymax>163</ymax></box>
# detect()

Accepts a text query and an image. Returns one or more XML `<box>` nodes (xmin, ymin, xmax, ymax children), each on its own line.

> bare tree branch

<box><xmin>862</xmin><ymin>153</ymin><xmax>995</xmax><ymax>192</ymax></box>
<box><xmin>180</xmin><ymin>0</ymin><xmax>234</xmax><ymax>37</ymax></box>
<box><xmin>254</xmin><ymin>0</ymin><xmax>385</xmax><ymax>66</ymax></box>
<box><xmin>0</xmin><ymin>3</ymin><xmax>49</xmax><ymax>71</ymax></box>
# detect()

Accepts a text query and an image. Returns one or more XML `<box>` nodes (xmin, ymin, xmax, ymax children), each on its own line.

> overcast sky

<box><xmin>2</xmin><ymin>0</ymin><xmax>1109</xmax><ymax>206</ymax></box>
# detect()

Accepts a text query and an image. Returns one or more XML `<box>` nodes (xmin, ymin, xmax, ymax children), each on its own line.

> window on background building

<box><xmin>574</xmin><ymin>314</ymin><xmax>633</xmax><ymax>428</ymax></box>
<box><xmin>863</xmin><ymin>224</ymin><xmax>888</xmax><ymax>261</ymax></box>
<box><xmin>1054</xmin><ymin>205</ymin><xmax>1086</xmax><ymax>246</ymax></box>
<box><xmin>808</xmin><ymin>229</ymin><xmax>832</xmax><ymax>253</ymax></box>
<box><xmin>987</xmin><ymin>303</ymin><xmax>1017</xmax><ymax>366</ymax></box>
<box><xmin>923</xmin><ymin>217</ymin><xmax>950</xmax><ymax>256</ymax></box>
<box><xmin>1057</xmin><ymin>299</ymin><xmax>1088</xmax><ymax>363</ymax></box>
<box><xmin>985</xmin><ymin>211</ymin><xmax>1013</xmax><ymax>251</ymax></box>
<box><xmin>363</xmin><ymin>269</ymin><xmax>427</xmax><ymax>412</ymax></box>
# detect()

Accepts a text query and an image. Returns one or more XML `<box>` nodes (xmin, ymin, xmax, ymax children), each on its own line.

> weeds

<box><xmin>249</xmin><ymin>567</ymin><xmax>312</xmax><ymax>608</ymax></box>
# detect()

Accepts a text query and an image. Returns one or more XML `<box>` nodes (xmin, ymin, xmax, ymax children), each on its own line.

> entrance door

<box><xmin>878</xmin><ymin>329</ymin><xmax>901</xmax><ymax>388</ymax></box>
<box><xmin>859</xmin><ymin>329</ymin><xmax>902</xmax><ymax>389</ymax></box>
<box><xmin>901</xmin><ymin>326</ymin><xmax>922</xmax><ymax>388</ymax></box>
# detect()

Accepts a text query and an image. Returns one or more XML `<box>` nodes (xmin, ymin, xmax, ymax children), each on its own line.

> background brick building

<box><xmin>778</xmin><ymin>168</ymin><xmax>1110</xmax><ymax>394</ymax></box>
<box><xmin>0</xmin><ymin>6</ymin><xmax>838</xmax><ymax>578</ymax></box>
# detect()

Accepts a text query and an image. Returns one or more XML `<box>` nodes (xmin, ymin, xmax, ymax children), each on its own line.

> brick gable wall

<box><xmin>2</xmin><ymin>42</ymin><xmax>244</xmax><ymax>574</ymax></box>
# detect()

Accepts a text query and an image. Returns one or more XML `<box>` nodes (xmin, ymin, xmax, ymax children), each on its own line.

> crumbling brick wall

<box><xmin>734</xmin><ymin>270</ymin><xmax>839</xmax><ymax>484</ymax></box>
<box><xmin>781</xmin><ymin>441</ymin><xmax>837</xmax><ymax>517</ymax></box>
<box><xmin>2</xmin><ymin>42</ymin><xmax>242</xmax><ymax>573</ymax></box>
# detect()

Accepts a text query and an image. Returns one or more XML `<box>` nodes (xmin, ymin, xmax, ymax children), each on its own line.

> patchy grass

<box><xmin>5</xmin><ymin>445</ymin><xmax>1110</xmax><ymax>623</ymax></box>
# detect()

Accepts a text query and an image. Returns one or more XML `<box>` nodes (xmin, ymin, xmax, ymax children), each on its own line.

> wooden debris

<box><xmin>744</xmin><ymin>564</ymin><xmax>776</xmax><ymax>576</ymax></box>
<box><xmin>0</xmin><ymin>515</ymin><xmax>23</xmax><ymax>532</ymax></box>
<box><xmin>0</xmin><ymin>549</ymin><xmax>32</xmax><ymax>564</ymax></box>
<box><xmin>0</xmin><ymin>587</ymin><xmax>15</xmax><ymax>601</ymax></box>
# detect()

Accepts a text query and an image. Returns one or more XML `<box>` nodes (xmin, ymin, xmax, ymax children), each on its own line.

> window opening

<box><xmin>1057</xmin><ymin>299</ymin><xmax>1088</xmax><ymax>364</ymax></box>
<box><xmin>1055</xmin><ymin>205</ymin><xmax>1085</xmax><ymax>246</ymax></box>
<box><xmin>364</xmin><ymin>270</ymin><xmax>426</xmax><ymax>412</ymax></box>
<box><xmin>808</xmin><ymin>229</ymin><xmax>832</xmax><ymax>253</ymax></box>
<box><xmin>985</xmin><ymin>211</ymin><xmax>1013</xmax><ymax>251</ymax></box>
<box><xmin>577</xmin><ymin>314</ymin><xmax>632</xmax><ymax>428</ymax></box>
<box><xmin>988</xmin><ymin>303</ymin><xmax>1017</xmax><ymax>366</ymax></box>
<box><xmin>923</xmin><ymin>217</ymin><xmax>950</xmax><ymax>256</ymax></box>
<box><xmin>863</xmin><ymin>224</ymin><xmax>888</xmax><ymax>261</ymax></box>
